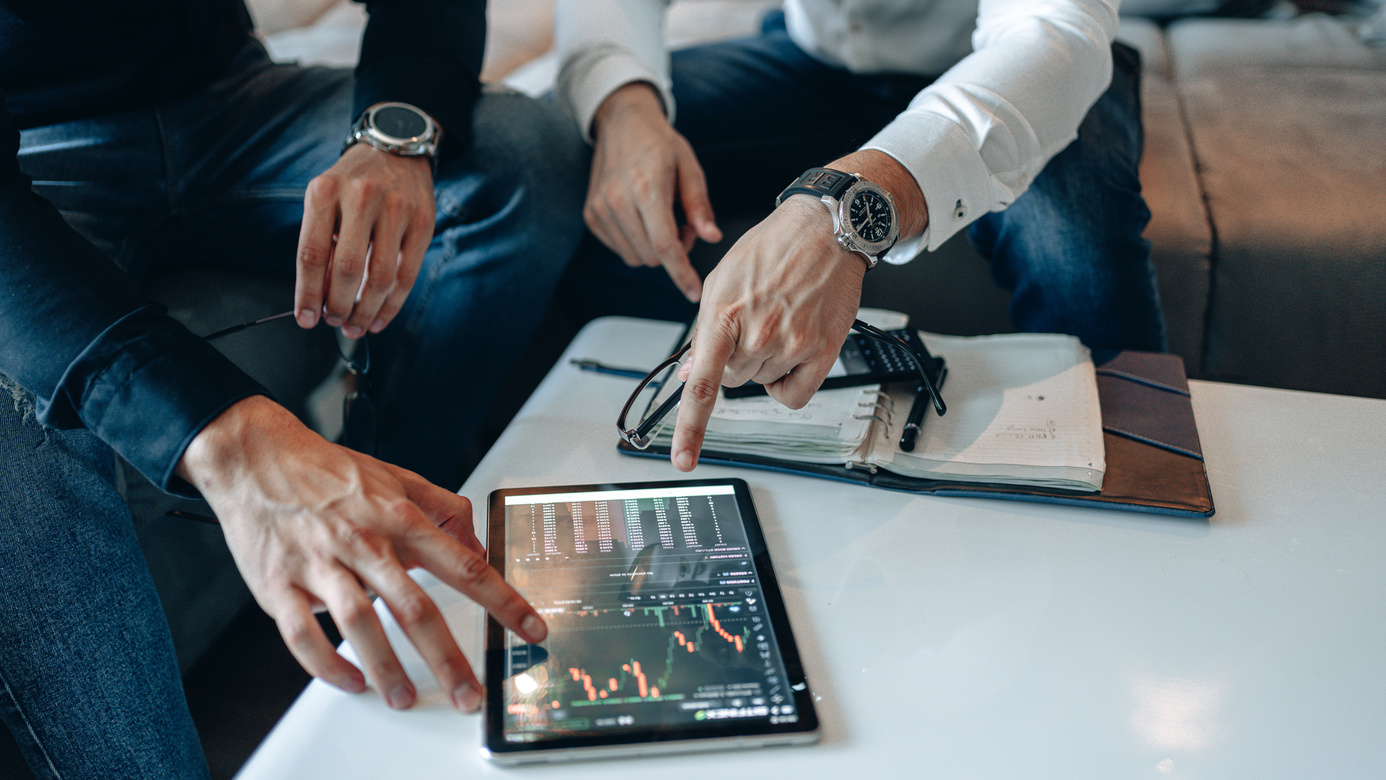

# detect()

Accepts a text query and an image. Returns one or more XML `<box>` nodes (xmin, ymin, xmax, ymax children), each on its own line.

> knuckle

<box><xmin>306</xmin><ymin>175</ymin><xmax>340</xmax><ymax>203</ymax></box>
<box><xmin>347</xmin><ymin>177</ymin><xmax>377</xmax><ymax>202</ymax></box>
<box><xmin>652</xmin><ymin>238</ymin><xmax>678</xmax><ymax>258</ymax></box>
<box><xmin>781</xmin><ymin>332</ymin><xmax>810</xmax><ymax>357</ymax></box>
<box><xmin>742</xmin><ymin>327</ymin><xmax>778</xmax><ymax>356</ymax></box>
<box><xmin>297</xmin><ymin>243</ymin><xmax>330</xmax><ymax>272</ymax></box>
<box><xmin>381</xmin><ymin>190</ymin><xmax>407</xmax><ymax>215</ymax></box>
<box><xmin>337</xmin><ymin>598</ymin><xmax>376</xmax><ymax>631</ymax></box>
<box><xmin>339</xmin><ymin>524</ymin><xmax>388</xmax><ymax>560</ymax></box>
<box><xmin>331</xmin><ymin>255</ymin><xmax>363</xmax><ymax>283</ymax></box>
<box><xmin>684</xmin><ymin>376</ymin><xmax>721</xmax><ymax>403</ymax></box>
<box><xmin>391</xmin><ymin>592</ymin><xmax>432</xmax><ymax>629</ymax></box>
<box><xmin>455</xmin><ymin>551</ymin><xmax>493</xmax><ymax>587</ymax></box>
<box><xmin>278</xmin><ymin>614</ymin><xmax>316</xmax><ymax>650</ymax></box>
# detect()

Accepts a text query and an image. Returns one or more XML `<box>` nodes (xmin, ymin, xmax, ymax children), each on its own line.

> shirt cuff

<box><xmin>556</xmin><ymin>48</ymin><xmax>674</xmax><ymax>143</ymax></box>
<box><xmin>57</xmin><ymin>307</ymin><xmax>271</xmax><ymax>497</ymax></box>
<box><xmin>863</xmin><ymin>111</ymin><xmax>998</xmax><ymax>261</ymax></box>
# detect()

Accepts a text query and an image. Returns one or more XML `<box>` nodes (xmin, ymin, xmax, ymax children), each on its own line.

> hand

<box><xmin>669</xmin><ymin>150</ymin><xmax>930</xmax><ymax>471</ymax></box>
<box><xmin>178</xmin><ymin>396</ymin><xmax>546</xmax><ymax>712</ymax></box>
<box><xmin>586</xmin><ymin>82</ymin><xmax>722</xmax><ymax>302</ymax></box>
<box><xmin>293</xmin><ymin>143</ymin><xmax>436</xmax><ymax>339</ymax></box>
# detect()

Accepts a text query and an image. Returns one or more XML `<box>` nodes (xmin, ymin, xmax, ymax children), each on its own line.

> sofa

<box><xmin>125</xmin><ymin>0</ymin><xmax>1386</xmax><ymax>673</ymax></box>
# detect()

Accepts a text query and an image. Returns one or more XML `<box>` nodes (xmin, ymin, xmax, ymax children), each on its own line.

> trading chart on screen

<box><xmin>500</xmin><ymin>485</ymin><xmax>800</xmax><ymax>742</ymax></box>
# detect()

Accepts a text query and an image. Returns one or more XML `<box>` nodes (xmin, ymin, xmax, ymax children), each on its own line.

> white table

<box><xmin>237</xmin><ymin>317</ymin><xmax>1386</xmax><ymax>779</ymax></box>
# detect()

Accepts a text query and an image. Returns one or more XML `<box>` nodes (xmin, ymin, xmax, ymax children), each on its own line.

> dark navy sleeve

<box><xmin>353</xmin><ymin>0</ymin><xmax>487</xmax><ymax>161</ymax></box>
<box><xmin>0</xmin><ymin>99</ymin><xmax>269</xmax><ymax>496</ymax></box>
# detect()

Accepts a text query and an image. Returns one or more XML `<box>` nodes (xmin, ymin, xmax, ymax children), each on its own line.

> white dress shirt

<box><xmin>555</xmin><ymin>0</ymin><xmax>1120</xmax><ymax>260</ymax></box>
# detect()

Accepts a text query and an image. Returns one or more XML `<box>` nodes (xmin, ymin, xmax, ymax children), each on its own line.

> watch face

<box><xmin>849</xmin><ymin>190</ymin><xmax>893</xmax><ymax>244</ymax></box>
<box><xmin>371</xmin><ymin>105</ymin><xmax>429</xmax><ymax>141</ymax></box>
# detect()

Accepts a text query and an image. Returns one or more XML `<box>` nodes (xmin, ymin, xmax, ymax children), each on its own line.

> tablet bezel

<box><xmin>483</xmin><ymin>477</ymin><xmax>820</xmax><ymax>763</ymax></box>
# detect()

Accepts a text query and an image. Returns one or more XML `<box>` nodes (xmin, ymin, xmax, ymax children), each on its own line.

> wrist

<box><xmin>591</xmin><ymin>82</ymin><xmax>665</xmax><ymax>141</ymax></box>
<box><xmin>177</xmin><ymin>395</ymin><xmax>302</xmax><ymax>494</ymax></box>
<box><xmin>777</xmin><ymin>195</ymin><xmax>870</xmax><ymax>280</ymax></box>
<box><xmin>343</xmin><ymin>101</ymin><xmax>442</xmax><ymax>172</ymax></box>
<box><xmin>830</xmin><ymin>150</ymin><xmax>928</xmax><ymax>238</ymax></box>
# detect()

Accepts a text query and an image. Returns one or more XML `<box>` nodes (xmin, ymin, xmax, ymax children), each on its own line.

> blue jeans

<box><xmin>0</xmin><ymin>44</ymin><xmax>587</xmax><ymax>778</ymax></box>
<box><xmin>559</xmin><ymin>18</ymin><xmax>1167</xmax><ymax>352</ymax></box>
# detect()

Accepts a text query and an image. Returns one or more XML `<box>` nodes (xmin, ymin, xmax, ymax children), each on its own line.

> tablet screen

<box><xmin>485</xmin><ymin>479</ymin><xmax>817</xmax><ymax>760</ymax></box>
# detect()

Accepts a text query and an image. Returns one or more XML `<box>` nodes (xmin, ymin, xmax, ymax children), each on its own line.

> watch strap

<box><xmin>776</xmin><ymin>167</ymin><xmax>857</xmax><ymax>206</ymax></box>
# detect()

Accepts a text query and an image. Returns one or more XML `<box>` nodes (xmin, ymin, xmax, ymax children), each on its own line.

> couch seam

<box><xmin>1166</xmin><ymin>31</ymin><xmax>1220</xmax><ymax>379</ymax></box>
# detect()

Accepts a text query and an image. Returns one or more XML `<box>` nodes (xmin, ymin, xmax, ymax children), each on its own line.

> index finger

<box><xmin>670</xmin><ymin>318</ymin><xmax>739</xmax><ymax>471</ymax></box>
<box><xmin>406</xmin><ymin>521</ymin><xmax>547</xmax><ymax>645</ymax></box>
<box><xmin>294</xmin><ymin>178</ymin><xmax>340</xmax><ymax>328</ymax></box>
<box><xmin>637</xmin><ymin>198</ymin><xmax>701</xmax><ymax>303</ymax></box>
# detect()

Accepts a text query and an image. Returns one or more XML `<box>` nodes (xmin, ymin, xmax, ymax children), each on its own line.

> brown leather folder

<box><xmin>618</xmin><ymin>350</ymin><xmax>1215</xmax><ymax>519</ymax></box>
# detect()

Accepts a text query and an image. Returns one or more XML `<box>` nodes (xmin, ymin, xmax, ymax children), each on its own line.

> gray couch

<box><xmin>134</xmin><ymin>7</ymin><xmax>1386</xmax><ymax>676</ymax></box>
<box><xmin>862</xmin><ymin>12</ymin><xmax>1386</xmax><ymax>399</ymax></box>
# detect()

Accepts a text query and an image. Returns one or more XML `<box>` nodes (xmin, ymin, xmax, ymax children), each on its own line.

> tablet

<box><xmin>483</xmin><ymin>478</ymin><xmax>820</xmax><ymax>764</ymax></box>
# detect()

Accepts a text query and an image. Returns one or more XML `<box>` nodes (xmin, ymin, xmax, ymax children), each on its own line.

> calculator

<box><xmin>721</xmin><ymin>328</ymin><xmax>944</xmax><ymax>398</ymax></box>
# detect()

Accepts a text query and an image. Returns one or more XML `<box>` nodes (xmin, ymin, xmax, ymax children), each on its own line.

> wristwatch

<box><xmin>776</xmin><ymin>167</ymin><xmax>899</xmax><ymax>269</ymax></box>
<box><xmin>343</xmin><ymin>102</ymin><xmax>443</xmax><ymax>170</ymax></box>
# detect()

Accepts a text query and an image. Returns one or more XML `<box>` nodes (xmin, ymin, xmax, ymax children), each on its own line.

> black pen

<box><xmin>898</xmin><ymin>384</ymin><xmax>929</xmax><ymax>452</ymax></box>
<box><xmin>569</xmin><ymin>358</ymin><xmax>649</xmax><ymax>379</ymax></box>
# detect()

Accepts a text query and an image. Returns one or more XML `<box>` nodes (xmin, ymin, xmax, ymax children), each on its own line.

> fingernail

<box><xmin>675</xmin><ymin>450</ymin><xmax>694</xmax><ymax>471</ymax></box>
<box><xmin>369</xmin><ymin>318</ymin><xmax>386</xmax><ymax>333</ymax></box>
<box><xmin>340</xmin><ymin>672</ymin><xmax>367</xmax><ymax>693</ymax></box>
<box><xmin>297</xmin><ymin>308</ymin><xmax>318</xmax><ymax>328</ymax></box>
<box><xmin>684</xmin><ymin>288</ymin><xmax>700</xmax><ymax>303</ymax></box>
<box><xmin>453</xmin><ymin>682</ymin><xmax>482</xmax><ymax>712</ymax></box>
<box><xmin>521</xmin><ymin>614</ymin><xmax>546</xmax><ymax>642</ymax></box>
<box><xmin>342</xmin><ymin>325</ymin><xmax>363</xmax><ymax>339</ymax></box>
<box><xmin>387</xmin><ymin>684</ymin><xmax>415</xmax><ymax>710</ymax></box>
<box><xmin>325</xmin><ymin>314</ymin><xmax>344</xmax><ymax>327</ymax></box>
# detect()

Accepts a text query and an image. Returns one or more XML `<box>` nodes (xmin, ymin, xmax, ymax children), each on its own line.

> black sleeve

<box><xmin>353</xmin><ymin>0</ymin><xmax>487</xmax><ymax>161</ymax></box>
<box><xmin>0</xmin><ymin>98</ymin><xmax>269</xmax><ymax>496</ymax></box>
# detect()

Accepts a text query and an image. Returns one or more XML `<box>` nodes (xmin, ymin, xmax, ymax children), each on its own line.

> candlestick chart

<box><xmin>501</xmin><ymin>485</ymin><xmax>796</xmax><ymax>739</ymax></box>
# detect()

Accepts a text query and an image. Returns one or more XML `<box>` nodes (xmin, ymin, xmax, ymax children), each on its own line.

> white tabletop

<box><xmin>237</xmin><ymin>317</ymin><xmax>1386</xmax><ymax>779</ymax></box>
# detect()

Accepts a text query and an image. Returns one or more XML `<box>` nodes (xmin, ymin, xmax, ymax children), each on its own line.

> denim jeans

<box><xmin>559</xmin><ymin>17</ymin><xmax>1167</xmax><ymax>353</ymax></box>
<box><xmin>0</xmin><ymin>43</ymin><xmax>587</xmax><ymax>779</ymax></box>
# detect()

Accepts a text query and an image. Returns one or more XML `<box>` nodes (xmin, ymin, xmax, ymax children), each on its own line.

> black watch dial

<box><xmin>372</xmin><ymin>105</ymin><xmax>429</xmax><ymax>141</ymax></box>
<box><xmin>849</xmin><ymin>189</ymin><xmax>893</xmax><ymax>244</ymax></box>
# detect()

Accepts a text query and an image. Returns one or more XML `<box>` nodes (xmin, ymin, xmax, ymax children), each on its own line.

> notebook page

<box><xmin>868</xmin><ymin>333</ymin><xmax>1105</xmax><ymax>490</ymax></box>
<box><xmin>648</xmin><ymin>384</ymin><xmax>884</xmax><ymax>463</ymax></box>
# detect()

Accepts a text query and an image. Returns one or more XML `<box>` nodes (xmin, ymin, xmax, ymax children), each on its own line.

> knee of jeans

<box><xmin>434</xmin><ymin>91</ymin><xmax>590</xmax><ymax>234</ymax></box>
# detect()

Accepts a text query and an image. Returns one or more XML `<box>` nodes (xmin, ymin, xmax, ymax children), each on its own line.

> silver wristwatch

<box><xmin>776</xmin><ymin>167</ymin><xmax>899</xmax><ymax>269</ymax></box>
<box><xmin>343</xmin><ymin>102</ymin><xmax>442</xmax><ymax>169</ymax></box>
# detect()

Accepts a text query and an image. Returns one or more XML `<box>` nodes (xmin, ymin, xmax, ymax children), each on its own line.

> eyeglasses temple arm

<box><xmin>851</xmin><ymin>319</ymin><xmax>946</xmax><ymax>417</ymax></box>
<box><xmin>629</xmin><ymin>383</ymin><xmax>684</xmax><ymax>448</ymax></box>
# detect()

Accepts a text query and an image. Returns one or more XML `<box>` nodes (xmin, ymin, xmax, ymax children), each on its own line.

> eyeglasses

<box><xmin>203</xmin><ymin>309</ymin><xmax>377</xmax><ymax>458</ymax></box>
<box><xmin>617</xmin><ymin>318</ymin><xmax>946</xmax><ymax>450</ymax></box>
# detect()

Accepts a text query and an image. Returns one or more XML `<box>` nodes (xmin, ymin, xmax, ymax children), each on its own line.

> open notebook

<box><xmin>641</xmin><ymin>332</ymin><xmax>1105</xmax><ymax>491</ymax></box>
<box><xmin>620</xmin><ymin>330</ymin><xmax>1214</xmax><ymax>518</ymax></box>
